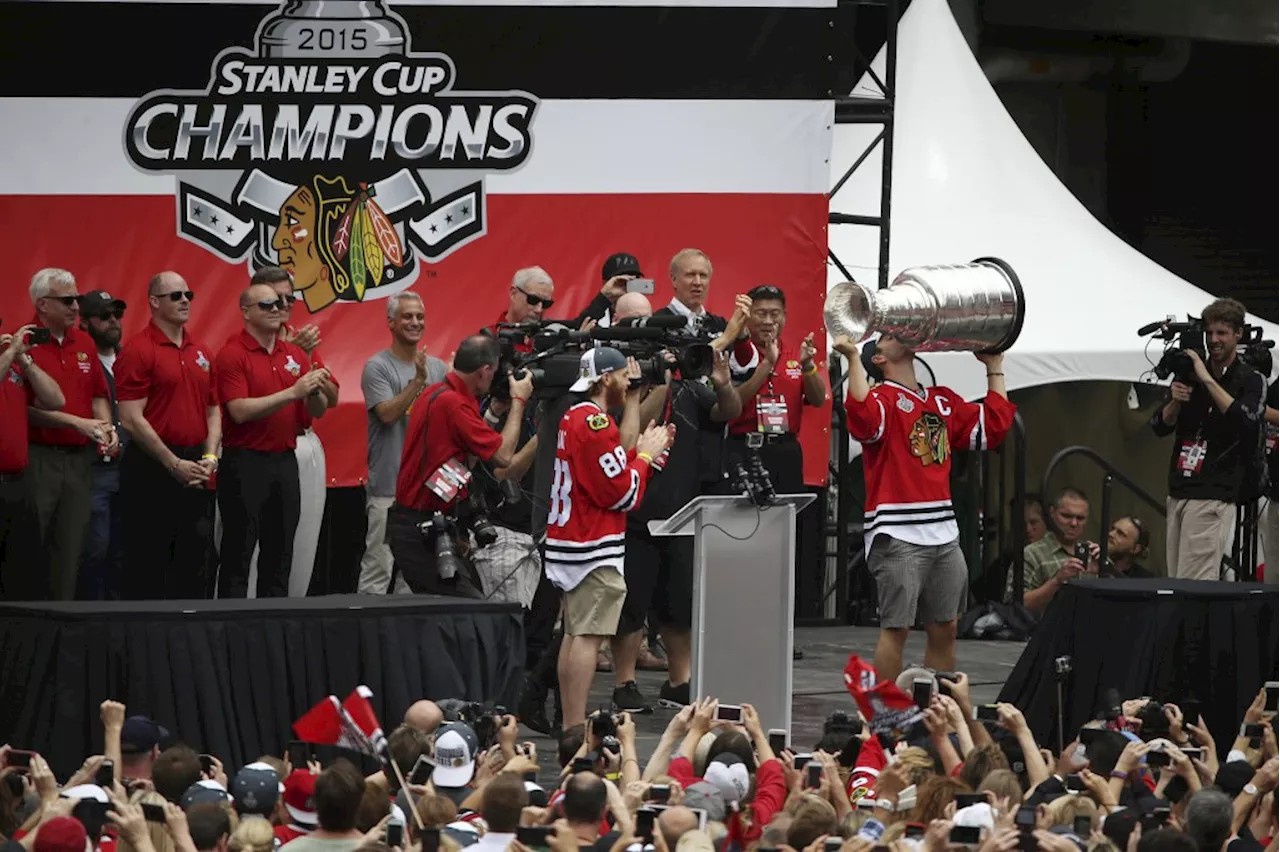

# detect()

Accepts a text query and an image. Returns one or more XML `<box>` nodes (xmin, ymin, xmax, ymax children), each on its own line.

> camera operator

<box><xmin>1265</xmin><ymin>380</ymin><xmax>1277</xmax><ymax>584</ymax></box>
<box><xmin>613</xmin><ymin>248</ymin><xmax>746</xmax><ymax>712</ymax></box>
<box><xmin>1149</xmin><ymin>298</ymin><xmax>1266</xmax><ymax>581</ymax></box>
<box><xmin>572</xmin><ymin>253</ymin><xmax>647</xmax><ymax>330</ymax></box>
<box><xmin>387</xmin><ymin>334</ymin><xmax>532</xmax><ymax>595</ymax></box>
<box><xmin>545</xmin><ymin>346</ymin><xmax>673</xmax><ymax>734</ymax></box>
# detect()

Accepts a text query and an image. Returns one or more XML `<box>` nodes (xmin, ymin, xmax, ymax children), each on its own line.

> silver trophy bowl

<box><xmin>824</xmin><ymin>257</ymin><xmax>1024</xmax><ymax>353</ymax></box>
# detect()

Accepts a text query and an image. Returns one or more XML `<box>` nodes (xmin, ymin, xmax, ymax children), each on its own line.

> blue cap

<box><xmin>120</xmin><ymin>716</ymin><xmax>169</xmax><ymax>754</ymax></box>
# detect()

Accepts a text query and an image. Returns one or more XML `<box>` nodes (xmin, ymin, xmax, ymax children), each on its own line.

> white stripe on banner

<box><xmin>0</xmin><ymin>98</ymin><xmax>833</xmax><ymax>196</ymax></box>
<box><xmin>30</xmin><ymin>0</ymin><xmax>836</xmax><ymax>6</ymax></box>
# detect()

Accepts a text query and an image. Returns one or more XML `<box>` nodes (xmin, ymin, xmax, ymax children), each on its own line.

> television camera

<box><xmin>489</xmin><ymin>315</ymin><xmax>717</xmax><ymax>399</ymax></box>
<box><xmin>1138</xmin><ymin>316</ymin><xmax>1274</xmax><ymax>383</ymax></box>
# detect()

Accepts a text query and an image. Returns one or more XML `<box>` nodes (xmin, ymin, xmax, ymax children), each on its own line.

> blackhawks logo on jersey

<box><xmin>909</xmin><ymin>412</ymin><xmax>948</xmax><ymax>467</ymax></box>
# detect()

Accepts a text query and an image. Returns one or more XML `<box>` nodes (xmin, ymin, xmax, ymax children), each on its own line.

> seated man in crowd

<box><xmin>1101</xmin><ymin>515</ymin><xmax>1155</xmax><ymax>579</ymax></box>
<box><xmin>1009</xmin><ymin>486</ymin><xmax>1100</xmax><ymax>614</ymax></box>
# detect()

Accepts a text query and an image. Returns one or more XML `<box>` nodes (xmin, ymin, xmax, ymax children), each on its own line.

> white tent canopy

<box><xmin>827</xmin><ymin>0</ymin><xmax>1279</xmax><ymax>403</ymax></box>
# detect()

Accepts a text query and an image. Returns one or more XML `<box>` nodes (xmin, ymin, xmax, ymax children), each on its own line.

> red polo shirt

<box><xmin>727</xmin><ymin>339</ymin><xmax>811</xmax><ymax>436</ymax></box>
<box><xmin>0</xmin><ymin>357</ymin><xmax>33</xmax><ymax>473</ymax></box>
<box><xmin>296</xmin><ymin>349</ymin><xmax>339</xmax><ymax>432</ymax></box>
<box><xmin>395</xmin><ymin>372</ymin><xmax>502</xmax><ymax>511</ymax></box>
<box><xmin>215</xmin><ymin>330</ymin><xmax>312</xmax><ymax>453</ymax></box>
<box><xmin>26</xmin><ymin>324</ymin><xmax>109</xmax><ymax>447</ymax></box>
<box><xmin>492</xmin><ymin>309</ymin><xmax>533</xmax><ymax>354</ymax></box>
<box><xmin>115</xmin><ymin>322</ymin><xmax>217</xmax><ymax>448</ymax></box>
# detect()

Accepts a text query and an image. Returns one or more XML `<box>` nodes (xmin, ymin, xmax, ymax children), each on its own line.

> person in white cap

<box><xmin>547</xmin><ymin>346</ymin><xmax>673</xmax><ymax>735</ymax></box>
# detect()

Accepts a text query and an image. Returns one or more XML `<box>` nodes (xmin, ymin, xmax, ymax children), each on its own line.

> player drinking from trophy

<box><xmin>832</xmin><ymin>333</ymin><xmax>1016</xmax><ymax>681</ymax></box>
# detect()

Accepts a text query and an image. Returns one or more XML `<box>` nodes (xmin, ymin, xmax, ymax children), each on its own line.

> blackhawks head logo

<box><xmin>123</xmin><ymin>0</ymin><xmax>537</xmax><ymax>312</ymax></box>
<box><xmin>909</xmin><ymin>412</ymin><xmax>949</xmax><ymax>467</ymax></box>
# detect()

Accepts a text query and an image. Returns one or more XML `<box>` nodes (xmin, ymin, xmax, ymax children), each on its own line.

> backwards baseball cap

<box><xmin>80</xmin><ymin>290</ymin><xmax>127</xmax><ymax>318</ymax></box>
<box><xmin>569</xmin><ymin>346</ymin><xmax>628</xmax><ymax>393</ymax></box>
<box><xmin>33</xmin><ymin>816</ymin><xmax>88</xmax><ymax>852</ymax></box>
<box><xmin>432</xmin><ymin>722</ymin><xmax>481</xmax><ymax>788</ymax></box>
<box><xmin>231</xmin><ymin>763</ymin><xmax>281</xmax><ymax>816</ymax></box>
<box><xmin>181</xmin><ymin>779</ymin><xmax>231</xmax><ymax>811</ymax></box>
<box><xmin>1214</xmin><ymin>760</ymin><xmax>1255</xmax><ymax>798</ymax></box>
<box><xmin>120</xmin><ymin>716</ymin><xmax>169</xmax><ymax>755</ymax></box>
<box><xmin>602</xmin><ymin>253</ymin><xmax>643</xmax><ymax>281</ymax></box>
<box><xmin>682</xmin><ymin>781</ymin><xmax>726</xmax><ymax>823</ymax></box>
<box><xmin>283</xmin><ymin>770</ymin><xmax>318</xmax><ymax>826</ymax></box>
<box><xmin>703</xmin><ymin>753</ymin><xmax>750</xmax><ymax>806</ymax></box>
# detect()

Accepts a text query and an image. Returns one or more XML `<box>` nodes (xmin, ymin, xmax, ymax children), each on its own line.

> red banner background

<box><xmin>1</xmin><ymin>191</ymin><xmax>832</xmax><ymax>489</ymax></box>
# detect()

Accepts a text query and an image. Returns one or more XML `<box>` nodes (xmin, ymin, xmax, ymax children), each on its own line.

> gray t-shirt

<box><xmin>361</xmin><ymin>349</ymin><xmax>448</xmax><ymax>497</ymax></box>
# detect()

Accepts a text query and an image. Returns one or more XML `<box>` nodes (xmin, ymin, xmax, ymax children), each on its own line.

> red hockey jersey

<box><xmin>845</xmin><ymin>380</ymin><xmax>1016</xmax><ymax>551</ymax></box>
<box><xmin>545</xmin><ymin>401</ymin><xmax>653</xmax><ymax>591</ymax></box>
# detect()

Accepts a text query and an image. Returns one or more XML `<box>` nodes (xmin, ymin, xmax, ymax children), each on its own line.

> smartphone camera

<box><xmin>1065</xmin><ymin>774</ymin><xmax>1085</xmax><ymax>793</ymax></box>
<box><xmin>973</xmin><ymin>705</ymin><xmax>1000</xmax><ymax>722</ymax></box>
<box><xmin>824</xmin><ymin>838</ymin><xmax>843</xmax><ymax>852</ymax></box>
<box><xmin>949</xmin><ymin>826</ymin><xmax>981</xmax><ymax>845</ymax></box>
<box><xmin>912</xmin><ymin>678</ymin><xmax>933</xmax><ymax>710</ymax></box>
<box><xmin>386</xmin><ymin>817</ymin><xmax>404</xmax><ymax>849</ymax></box>
<box><xmin>904</xmin><ymin>824</ymin><xmax>926</xmax><ymax>840</ymax></box>
<box><xmin>516</xmin><ymin>827</ymin><xmax>553</xmax><ymax>852</ymax></box>
<box><xmin>715</xmin><ymin>704</ymin><xmax>743</xmax><ymax>723</ymax></box>
<box><xmin>1266</xmin><ymin>681</ymin><xmax>1279</xmax><ymax>714</ymax></box>
<box><xmin>1015</xmin><ymin>807</ymin><xmax>1037</xmax><ymax>829</ymax></box>
<box><xmin>805</xmin><ymin>761</ymin><xmax>822</xmax><ymax>789</ymax></box>
<box><xmin>767</xmin><ymin>729</ymin><xmax>788</xmax><ymax>755</ymax></box>
<box><xmin>635</xmin><ymin>807</ymin><xmax>657</xmax><ymax>842</ymax></box>
<box><xmin>94</xmin><ymin>760</ymin><xmax>115</xmax><ymax>788</ymax></box>
<box><xmin>1073</xmin><ymin>816</ymin><xmax>1092</xmax><ymax>837</ymax></box>
<box><xmin>648</xmin><ymin>785</ymin><xmax>671</xmax><ymax>804</ymax></box>
<box><xmin>409</xmin><ymin>755</ymin><xmax>433</xmax><ymax>786</ymax></box>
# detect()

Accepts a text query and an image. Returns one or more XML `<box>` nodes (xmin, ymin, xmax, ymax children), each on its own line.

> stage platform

<box><xmin>0</xmin><ymin>594</ymin><xmax>525</xmax><ymax>777</ymax></box>
<box><xmin>999</xmin><ymin>578</ymin><xmax>1278</xmax><ymax>752</ymax></box>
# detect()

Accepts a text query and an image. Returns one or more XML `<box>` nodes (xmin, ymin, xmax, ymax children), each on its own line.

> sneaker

<box><xmin>658</xmin><ymin>680</ymin><xmax>691</xmax><ymax>709</ymax></box>
<box><xmin>518</xmin><ymin>682</ymin><xmax>553</xmax><ymax>736</ymax></box>
<box><xmin>612</xmin><ymin>681</ymin><xmax>654</xmax><ymax>714</ymax></box>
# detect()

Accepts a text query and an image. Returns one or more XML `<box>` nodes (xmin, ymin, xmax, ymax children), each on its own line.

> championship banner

<box><xmin>0</xmin><ymin>0</ymin><xmax>835</xmax><ymax>488</ymax></box>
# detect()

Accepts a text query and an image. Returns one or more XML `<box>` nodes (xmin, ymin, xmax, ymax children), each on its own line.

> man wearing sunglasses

<box><xmin>76</xmin><ymin>290</ymin><xmax>132</xmax><ymax>601</ymax></box>
<box><xmin>215</xmin><ymin>282</ymin><xmax>331</xmax><ymax>598</ymax></box>
<box><xmin>245</xmin><ymin>266</ymin><xmax>339</xmax><ymax>598</ymax></box>
<box><xmin>494</xmin><ymin>267</ymin><xmax>556</xmax><ymax>353</ymax></box>
<box><xmin>115</xmin><ymin>272</ymin><xmax>220</xmax><ymax>600</ymax></box>
<box><xmin>25</xmin><ymin>268</ymin><xmax>118</xmax><ymax>600</ymax></box>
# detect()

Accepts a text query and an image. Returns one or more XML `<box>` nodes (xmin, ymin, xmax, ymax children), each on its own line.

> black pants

<box><xmin>217</xmin><ymin>448</ymin><xmax>299</xmax><ymax>598</ymax></box>
<box><xmin>120</xmin><ymin>445</ymin><xmax>215</xmax><ymax>600</ymax></box>
<box><xmin>0</xmin><ymin>473</ymin><xmax>40</xmax><ymax>600</ymax></box>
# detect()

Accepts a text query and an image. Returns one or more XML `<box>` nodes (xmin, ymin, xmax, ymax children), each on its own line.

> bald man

<box><xmin>403</xmin><ymin>700</ymin><xmax>444</xmax><ymax>734</ymax></box>
<box><xmin>658</xmin><ymin>807</ymin><xmax>698</xmax><ymax>848</ymax></box>
<box><xmin>214</xmin><ymin>283</ymin><xmax>330</xmax><ymax>597</ymax></box>
<box><xmin>612</xmin><ymin>292</ymin><xmax>653</xmax><ymax>323</ymax></box>
<box><xmin>116</xmin><ymin>271</ymin><xmax>220</xmax><ymax>599</ymax></box>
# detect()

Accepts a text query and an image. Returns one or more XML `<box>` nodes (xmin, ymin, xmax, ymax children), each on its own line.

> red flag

<box><xmin>292</xmin><ymin>686</ymin><xmax>387</xmax><ymax>757</ymax></box>
<box><xmin>293</xmin><ymin>696</ymin><xmax>344</xmax><ymax>745</ymax></box>
<box><xmin>842</xmin><ymin>654</ymin><xmax>923</xmax><ymax>740</ymax></box>
<box><xmin>339</xmin><ymin>686</ymin><xmax>387</xmax><ymax>756</ymax></box>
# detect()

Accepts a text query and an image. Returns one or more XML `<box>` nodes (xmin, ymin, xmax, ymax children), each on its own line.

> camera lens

<box><xmin>472</xmin><ymin>517</ymin><xmax>499</xmax><ymax>548</ymax></box>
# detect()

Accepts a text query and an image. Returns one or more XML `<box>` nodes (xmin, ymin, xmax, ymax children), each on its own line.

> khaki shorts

<box><xmin>563</xmin><ymin>567</ymin><xmax>627</xmax><ymax>637</ymax></box>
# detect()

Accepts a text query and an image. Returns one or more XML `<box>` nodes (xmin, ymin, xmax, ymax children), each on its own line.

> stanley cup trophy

<box><xmin>257</xmin><ymin>1</ymin><xmax>408</xmax><ymax>58</ymax></box>
<box><xmin>824</xmin><ymin>257</ymin><xmax>1025</xmax><ymax>353</ymax></box>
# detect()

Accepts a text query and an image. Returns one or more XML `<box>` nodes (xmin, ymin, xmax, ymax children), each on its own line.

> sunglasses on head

<box><xmin>46</xmin><ymin>295</ymin><xmax>80</xmax><ymax>307</ymax></box>
<box><xmin>160</xmin><ymin>291</ymin><xmax>195</xmax><ymax>303</ymax></box>
<box><xmin>256</xmin><ymin>299</ymin><xmax>287</xmax><ymax>312</ymax></box>
<box><xmin>517</xmin><ymin>287</ymin><xmax>554</xmax><ymax>309</ymax></box>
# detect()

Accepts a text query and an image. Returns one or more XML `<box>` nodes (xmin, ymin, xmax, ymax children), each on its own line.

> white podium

<box><xmin>648</xmin><ymin>493</ymin><xmax>815</xmax><ymax>734</ymax></box>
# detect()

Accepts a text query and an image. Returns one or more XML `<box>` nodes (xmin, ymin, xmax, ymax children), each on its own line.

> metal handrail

<box><xmin>1038</xmin><ymin>445</ymin><xmax>1166</xmax><ymax>580</ymax></box>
